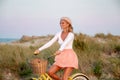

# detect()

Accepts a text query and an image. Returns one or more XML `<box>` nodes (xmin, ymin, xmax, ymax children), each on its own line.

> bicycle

<box><xmin>30</xmin><ymin>54</ymin><xmax>89</xmax><ymax>80</ymax></box>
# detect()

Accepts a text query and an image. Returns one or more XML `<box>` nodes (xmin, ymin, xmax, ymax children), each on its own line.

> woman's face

<box><xmin>60</xmin><ymin>20</ymin><xmax>69</xmax><ymax>29</ymax></box>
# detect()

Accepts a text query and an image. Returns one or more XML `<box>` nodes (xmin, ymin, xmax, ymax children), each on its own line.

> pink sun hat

<box><xmin>60</xmin><ymin>17</ymin><xmax>72</xmax><ymax>25</ymax></box>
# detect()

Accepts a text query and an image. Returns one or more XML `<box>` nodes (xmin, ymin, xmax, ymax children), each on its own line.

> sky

<box><xmin>0</xmin><ymin>0</ymin><xmax>120</xmax><ymax>38</ymax></box>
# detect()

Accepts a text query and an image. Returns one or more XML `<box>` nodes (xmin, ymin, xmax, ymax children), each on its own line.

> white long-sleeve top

<box><xmin>39</xmin><ymin>31</ymin><xmax>74</xmax><ymax>51</ymax></box>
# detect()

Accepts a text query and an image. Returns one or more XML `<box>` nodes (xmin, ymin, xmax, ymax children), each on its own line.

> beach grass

<box><xmin>0</xmin><ymin>33</ymin><xmax>120</xmax><ymax>80</ymax></box>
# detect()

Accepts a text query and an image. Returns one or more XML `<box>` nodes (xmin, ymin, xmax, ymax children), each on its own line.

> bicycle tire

<box><xmin>69</xmin><ymin>73</ymin><xmax>89</xmax><ymax>80</ymax></box>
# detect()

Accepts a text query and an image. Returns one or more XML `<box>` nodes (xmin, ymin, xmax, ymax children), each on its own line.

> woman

<box><xmin>34</xmin><ymin>17</ymin><xmax>78</xmax><ymax>80</ymax></box>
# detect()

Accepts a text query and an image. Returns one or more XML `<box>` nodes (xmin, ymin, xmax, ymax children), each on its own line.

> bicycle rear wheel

<box><xmin>69</xmin><ymin>73</ymin><xmax>89</xmax><ymax>80</ymax></box>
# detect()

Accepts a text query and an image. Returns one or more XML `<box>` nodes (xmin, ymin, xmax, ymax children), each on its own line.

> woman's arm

<box><xmin>38</xmin><ymin>33</ymin><xmax>59</xmax><ymax>51</ymax></box>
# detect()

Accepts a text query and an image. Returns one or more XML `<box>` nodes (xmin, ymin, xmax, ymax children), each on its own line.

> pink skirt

<box><xmin>54</xmin><ymin>49</ymin><xmax>78</xmax><ymax>69</ymax></box>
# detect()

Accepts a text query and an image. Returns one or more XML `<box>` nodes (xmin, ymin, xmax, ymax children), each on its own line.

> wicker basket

<box><xmin>30</xmin><ymin>58</ymin><xmax>48</xmax><ymax>75</ymax></box>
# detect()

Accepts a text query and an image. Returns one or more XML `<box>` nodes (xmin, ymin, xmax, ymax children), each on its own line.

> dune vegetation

<box><xmin>0</xmin><ymin>33</ymin><xmax>120</xmax><ymax>80</ymax></box>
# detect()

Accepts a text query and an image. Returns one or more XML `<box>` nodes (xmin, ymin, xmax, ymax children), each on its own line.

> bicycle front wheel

<box><xmin>69</xmin><ymin>73</ymin><xmax>89</xmax><ymax>80</ymax></box>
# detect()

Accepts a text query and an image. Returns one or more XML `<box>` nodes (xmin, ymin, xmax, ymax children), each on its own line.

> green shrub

<box><xmin>18</xmin><ymin>62</ymin><xmax>32</xmax><ymax>77</ymax></box>
<box><xmin>29</xmin><ymin>45</ymin><xmax>35</xmax><ymax>50</ymax></box>
<box><xmin>109</xmin><ymin>58</ymin><xmax>120</xmax><ymax>79</ymax></box>
<box><xmin>74</xmin><ymin>39</ymin><xmax>87</xmax><ymax>51</ymax></box>
<box><xmin>114</xmin><ymin>45</ymin><xmax>120</xmax><ymax>53</ymax></box>
<box><xmin>74</xmin><ymin>33</ymin><xmax>87</xmax><ymax>51</ymax></box>
<box><xmin>93</xmin><ymin>61</ymin><xmax>102</xmax><ymax>78</ymax></box>
<box><xmin>95</xmin><ymin>33</ymin><xmax>106</xmax><ymax>38</ymax></box>
<box><xmin>31</xmin><ymin>40</ymin><xmax>35</xmax><ymax>44</ymax></box>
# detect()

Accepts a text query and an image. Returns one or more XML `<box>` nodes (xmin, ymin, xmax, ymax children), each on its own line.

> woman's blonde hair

<box><xmin>60</xmin><ymin>17</ymin><xmax>73</xmax><ymax>32</ymax></box>
<box><xmin>68</xmin><ymin>24</ymin><xmax>73</xmax><ymax>32</ymax></box>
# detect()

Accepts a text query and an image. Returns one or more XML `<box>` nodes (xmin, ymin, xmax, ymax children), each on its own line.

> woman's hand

<box><xmin>34</xmin><ymin>49</ymin><xmax>40</xmax><ymax>55</ymax></box>
<box><xmin>54</xmin><ymin>50</ymin><xmax>61</xmax><ymax>55</ymax></box>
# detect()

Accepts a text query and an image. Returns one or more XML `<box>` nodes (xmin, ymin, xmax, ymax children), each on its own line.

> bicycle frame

<box><xmin>32</xmin><ymin>73</ymin><xmax>52</xmax><ymax>80</ymax></box>
<box><xmin>31</xmin><ymin>72</ymin><xmax>89</xmax><ymax>80</ymax></box>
